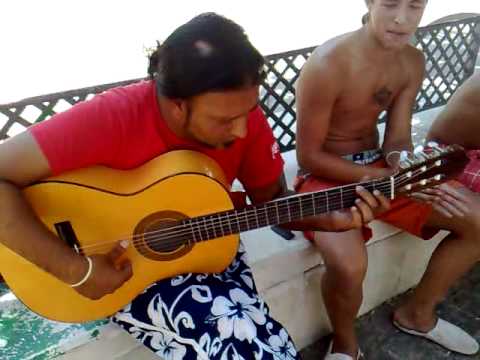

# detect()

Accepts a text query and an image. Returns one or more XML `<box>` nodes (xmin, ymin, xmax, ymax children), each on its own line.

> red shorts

<box><xmin>457</xmin><ymin>150</ymin><xmax>480</xmax><ymax>193</ymax></box>
<box><xmin>295</xmin><ymin>160</ymin><xmax>437</xmax><ymax>242</ymax></box>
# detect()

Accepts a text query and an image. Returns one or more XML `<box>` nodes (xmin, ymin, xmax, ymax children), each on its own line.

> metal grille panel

<box><xmin>1</xmin><ymin>16</ymin><xmax>479</xmax><ymax>153</ymax></box>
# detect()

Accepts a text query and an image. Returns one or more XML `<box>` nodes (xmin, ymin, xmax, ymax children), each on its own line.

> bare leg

<box><xmin>313</xmin><ymin>229</ymin><xmax>367</xmax><ymax>357</ymax></box>
<box><xmin>394</xmin><ymin>189</ymin><xmax>480</xmax><ymax>331</ymax></box>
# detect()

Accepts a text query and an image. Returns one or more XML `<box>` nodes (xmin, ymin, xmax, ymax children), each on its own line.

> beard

<box><xmin>184</xmin><ymin>107</ymin><xmax>235</xmax><ymax>149</ymax></box>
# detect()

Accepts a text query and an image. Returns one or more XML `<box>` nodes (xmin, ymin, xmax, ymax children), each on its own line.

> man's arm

<box><xmin>427</xmin><ymin>72</ymin><xmax>480</xmax><ymax>148</ymax></box>
<box><xmin>0</xmin><ymin>131</ymin><xmax>131</xmax><ymax>299</ymax></box>
<box><xmin>0</xmin><ymin>131</ymin><xmax>78</xmax><ymax>280</ymax></box>
<box><xmin>245</xmin><ymin>173</ymin><xmax>390</xmax><ymax>232</ymax></box>
<box><xmin>296</xmin><ymin>52</ymin><xmax>390</xmax><ymax>183</ymax></box>
<box><xmin>381</xmin><ymin>49</ymin><xmax>425</xmax><ymax>167</ymax></box>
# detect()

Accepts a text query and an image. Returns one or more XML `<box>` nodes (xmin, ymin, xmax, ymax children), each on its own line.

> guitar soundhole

<box><xmin>134</xmin><ymin>211</ymin><xmax>193</xmax><ymax>261</ymax></box>
<box><xmin>143</xmin><ymin>219</ymin><xmax>183</xmax><ymax>252</ymax></box>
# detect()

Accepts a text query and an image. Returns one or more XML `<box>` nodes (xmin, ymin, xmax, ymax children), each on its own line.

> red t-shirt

<box><xmin>29</xmin><ymin>80</ymin><xmax>283</xmax><ymax>190</ymax></box>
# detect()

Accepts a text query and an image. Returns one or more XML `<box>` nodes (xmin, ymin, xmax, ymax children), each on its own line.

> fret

<box><xmin>326</xmin><ymin>191</ymin><xmax>329</xmax><ymax>212</ymax></box>
<box><xmin>189</xmin><ymin>219</ymin><xmax>197</xmax><ymax>243</ymax></box>
<box><xmin>236</xmin><ymin>209</ymin><xmax>245</xmax><ymax>232</ymax></box>
<box><xmin>210</xmin><ymin>215</ymin><xmax>217</xmax><ymax>239</ymax></box>
<box><xmin>287</xmin><ymin>198</ymin><xmax>292</xmax><ymax>222</ymax></box>
<box><xmin>202</xmin><ymin>216</ymin><xmax>211</xmax><ymax>240</ymax></box>
<box><xmin>349</xmin><ymin>185</ymin><xmax>358</xmax><ymax>207</ymax></box>
<box><xmin>390</xmin><ymin>176</ymin><xmax>395</xmax><ymax>199</ymax></box>
<box><xmin>262</xmin><ymin>204</ymin><xmax>270</xmax><ymax>227</ymax></box>
<box><xmin>299</xmin><ymin>196</ymin><xmax>303</xmax><ymax>219</ymax></box>
<box><xmin>271</xmin><ymin>202</ymin><xmax>279</xmax><ymax>225</ymax></box>
<box><xmin>312</xmin><ymin>195</ymin><xmax>318</xmax><ymax>216</ymax></box>
<box><xmin>311</xmin><ymin>193</ymin><xmax>316</xmax><ymax>216</ymax></box>
<box><xmin>330</xmin><ymin>188</ymin><xmax>343</xmax><ymax>212</ymax></box>
<box><xmin>192</xmin><ymin>218</ymin><xmax>203</xmax><ymax>242</ymax></box>
<box><xmin>340</xmin><ymin>187</ymin><xmax>344</xmax><ymax>209</ymax></box>
<box><xmin>314</xmin><ymin>192</ymin><xmax>325</xmax><ymax>214</ymax></box>
<box><xmin>263</xmin><ymin>203</ymin><xmax>271</xmax><ymax>226</ymax></box>
<box><xmin>244</xmin><ymin>208</ymin><xmax>253</xmax><ymax>231</ymax></box>
<box><xmin>275</xmin><ymin>201</ymin><xmax>280</xmax><ymax>224</ymax></box>
<box><xmin>199</xmin><ymin>218</ymin><xmax>205</xmax><ymax>241</ymax></box>
<box><xmin>235</xmin><ymin>209</ymin><xmax>241</xmax><ymax>233</ymax></box>
<box><xmin>227</xmin><ymin>211</ymin><xmax>233</xmax><ymax>236</ymax></box>
<box><xmin>217</xmin><ymin>213</ymin><xmax>225</xmax><ymax>237</ymax></box>
<box><xmin>294</xmin><ymin>197</ymin><xmax>302</xmax><ymax>221</ymax></box>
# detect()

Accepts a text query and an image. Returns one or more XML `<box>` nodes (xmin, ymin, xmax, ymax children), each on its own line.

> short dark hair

<box><xmin>362</xmin><ymin>0</ymin><xmax>428</xmax><ymax>25</ymax></box>
<box><xmin>148</xmin><ymin>12</ymin><xmax>265</xmax><ymax>99</ymax></box>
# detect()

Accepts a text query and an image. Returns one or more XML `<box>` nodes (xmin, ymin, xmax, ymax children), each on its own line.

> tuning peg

<box><xmin>397</xmin><ymin>148</ymin><xmax>438</xmax><ymax>170</ymax></box>
<box><xmin>426</xmin><ymin>141</ymin><xmax>445</xmax><ymax>154</ymax></box>
<box><xmin>400</xmin><ymin>157</ymin><xmax>415</xmax><ymax>167</ymax></box>
<box><xmin>415</xmin><ymin>151</ymin><xmax>430</xmax><ymax>161</ymax></box>
<box><xmin>412</xmin><ymin>147</ymin><xmax>428</xmax><ymax>159</ymax></box>
<box><xmin>413</xmin><ymin>145</ymin><xmax>424</xmax><ymax>154</ymax></box>
<box><xmin>401</xmin><ymin>150</ymin><xmax>413</xmax><ymax>159</ymax></box>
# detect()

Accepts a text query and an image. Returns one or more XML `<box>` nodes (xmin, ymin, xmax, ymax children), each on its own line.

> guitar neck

<box><xmin>185</xmin><ymin>177</ymin><xmax>393</xmax><ymax>242</ymax></box>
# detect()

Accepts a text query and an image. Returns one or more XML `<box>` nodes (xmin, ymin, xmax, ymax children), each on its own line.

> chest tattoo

<box><xmin>373</xmin><ymin>86</ymin><xmax>393</xmax><ymax>108</ymax></box>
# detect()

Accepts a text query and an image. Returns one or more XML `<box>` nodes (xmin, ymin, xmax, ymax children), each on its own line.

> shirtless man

<box><xmin>296</xmin><ymin>1</ymin><xmax>480</xmax><ymax>358</ymax></box>
<box><xmin>427</xmin><ymin>72</ymin><xmax>480</xmax><ymax>193</ymax></box>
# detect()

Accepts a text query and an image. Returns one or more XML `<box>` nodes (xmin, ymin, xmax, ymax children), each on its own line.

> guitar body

<box><xmin>0</xmin><ymin>151</ymin><xmax>239</xmax><ymax>323</ymax></box>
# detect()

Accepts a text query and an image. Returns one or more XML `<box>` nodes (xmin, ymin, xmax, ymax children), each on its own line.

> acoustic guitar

<box><xmin>0</xmin><ymin>146</ymin><xmax>467</xmax><ymax>322</ymax></box>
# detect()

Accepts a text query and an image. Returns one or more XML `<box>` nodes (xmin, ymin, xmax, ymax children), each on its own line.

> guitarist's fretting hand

<box><xmin>279</xmin><ymin>185</ymin><xmax>391</xmax><ymax>233</ymax></box>
<box><xmin>318</xmin><ymin>185</ymin><xmax>391</xmax><ymax>232</ymax></box>
<box><xmin>73</xmin><ymin>241</ymin><xmax>133</xmax><ymax>300</ymax></box>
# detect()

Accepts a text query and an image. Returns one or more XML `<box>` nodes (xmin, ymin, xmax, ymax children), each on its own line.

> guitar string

<box><xmin>78</xmin><ymin>168</ymin><xmax>432</xmax><ymax>253</ymax></box>
<box><xmin>78</xmin><ymin>168</ymin><xmax>431</xmax><ymax>253</ymax></box>
<box><xmin>78</xmin><ymin>181</ymin><xmax>395</xmax><ymax>252</ymax></box>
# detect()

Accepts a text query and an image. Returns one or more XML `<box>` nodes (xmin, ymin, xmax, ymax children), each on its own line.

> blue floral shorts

<box><xmin>112</xmin><ymin>243</ymin><xmax>299</xmax><ymax>360</ymax></box>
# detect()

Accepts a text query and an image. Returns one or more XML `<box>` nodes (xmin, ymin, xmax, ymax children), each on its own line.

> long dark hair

<box><xmin>148</xmin><ymin>12</ymin><xmax>265</xmax><ymax>99</ymax></box>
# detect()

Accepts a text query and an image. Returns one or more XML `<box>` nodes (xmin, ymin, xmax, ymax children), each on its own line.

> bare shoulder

<box><xmin>458</xmin><ymin>72</ymin><xmax>480</xmax><ymax>103</ymax></box>
<box><xmin>0</xmin><ymin>131</ymin><xmax>51</xmax><ymax>187</ymax></box>
<box><xmin>401</xmin><ymin>45</ymin><xmax>426</xmax><ymax>80</ymax></box>
<box><xmin>299</xmin><ymin>32</ymin><xmax>354</xmax><ymax>88</ymax></box>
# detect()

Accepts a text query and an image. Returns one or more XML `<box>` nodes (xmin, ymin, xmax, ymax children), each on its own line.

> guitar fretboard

<box><xmin>180</xmin><ymin>178</ymin><xmax>393</xmax><ymax>242</ymax></box>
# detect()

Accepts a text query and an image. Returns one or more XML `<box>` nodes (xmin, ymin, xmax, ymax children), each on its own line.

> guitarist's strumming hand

<box><xmin>71</xmin><ymin>240</ymin><xmax>132</xmax><ymax>300</ymax></box>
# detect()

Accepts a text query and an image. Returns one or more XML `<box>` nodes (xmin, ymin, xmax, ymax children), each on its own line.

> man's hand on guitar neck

<box><xmin>313</xmin><ymin>185</ymin><xmax>391</xmax><ymax>232</ymax></box>
<box><xmin>279</xmin><ymin>185</ymin><xmax>391</xmax><ymax>233</ymax></box>
<box><xmin>70</xmin><ymin>241</ymin><xmax>133</xmax><ymax>300</ymax></box>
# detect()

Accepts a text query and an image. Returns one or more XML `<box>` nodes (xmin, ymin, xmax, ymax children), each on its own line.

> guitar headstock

<box><xmin>394</xmin><ymin>144</ymin><xmax>468</xmax><ymax>195</ymax></box>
